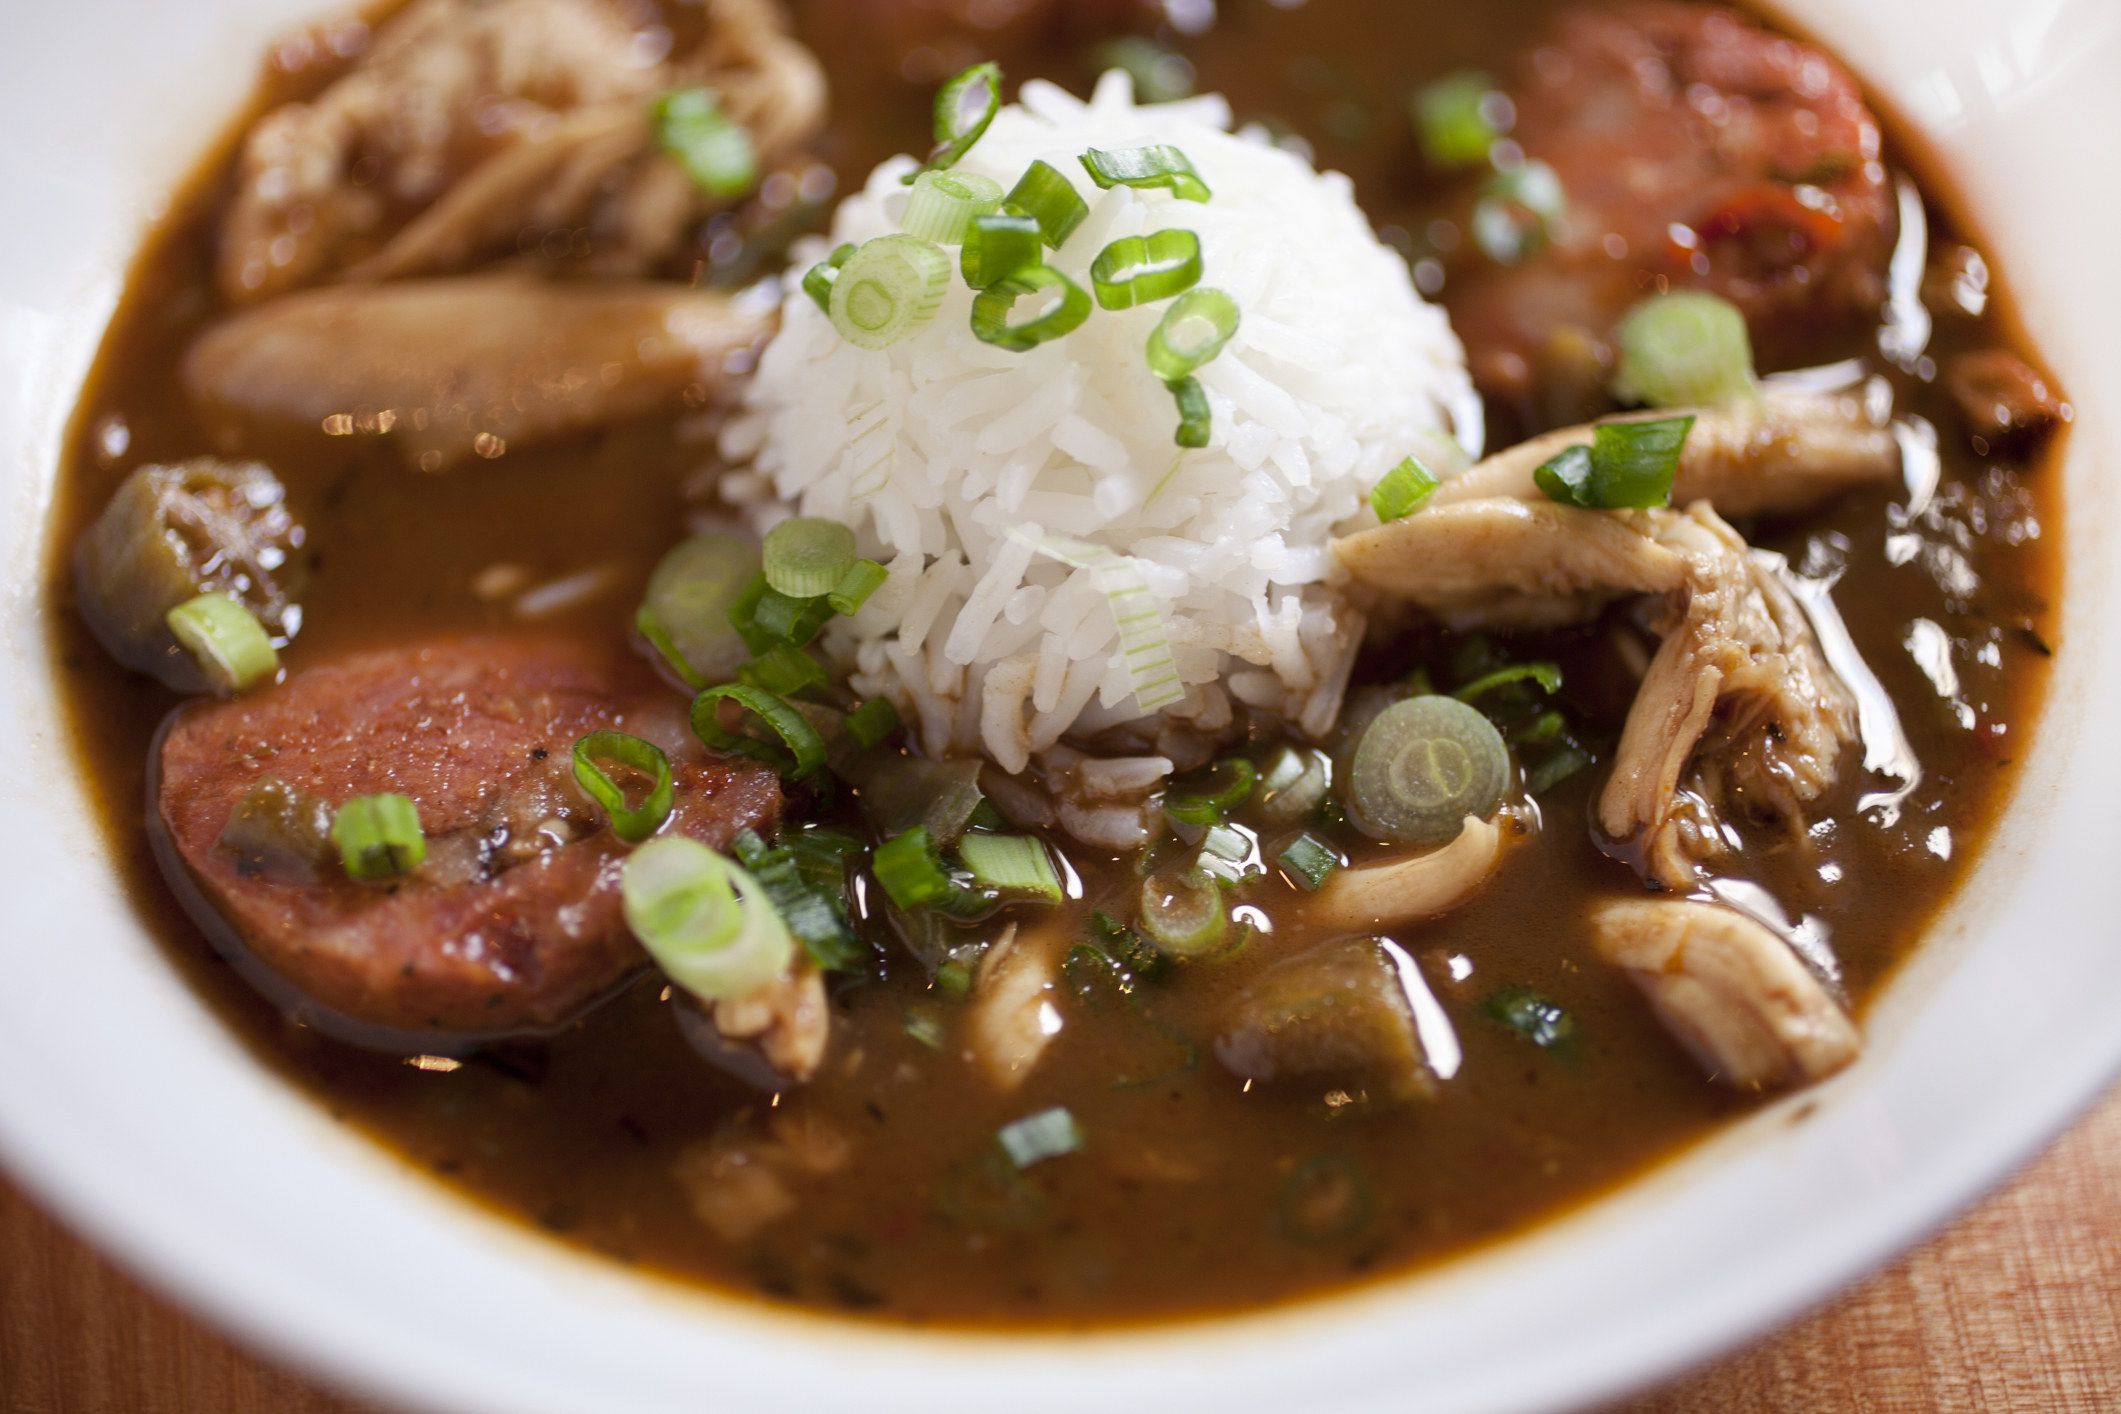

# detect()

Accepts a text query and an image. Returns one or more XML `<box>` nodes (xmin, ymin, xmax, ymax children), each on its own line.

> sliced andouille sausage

<box><xmin>155</xmin><ymin>633</ymin><xmax>783</xmax><ymax>1043</ymax></box>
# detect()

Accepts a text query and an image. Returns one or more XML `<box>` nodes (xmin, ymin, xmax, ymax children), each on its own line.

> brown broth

<box><xmin>43</xmin><ymin>0</ymin><xmax>2065</xmax><ymax>1328</ymax></box>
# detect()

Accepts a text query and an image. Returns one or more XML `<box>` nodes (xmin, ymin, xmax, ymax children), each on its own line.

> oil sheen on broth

<box><xmin>47</xmin><ymin>0</ymin><xmax>2065</xmax><ymax>1325</ymax></box>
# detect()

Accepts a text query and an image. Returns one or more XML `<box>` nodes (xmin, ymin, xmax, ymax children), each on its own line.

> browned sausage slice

<box><xmin>155</xmin><ymin>634</ymin><xmax>782</xmax><ymax>1044</ymax></box>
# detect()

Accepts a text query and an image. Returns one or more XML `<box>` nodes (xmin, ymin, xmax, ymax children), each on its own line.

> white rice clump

<box><xmin>726</xmin><ymin>70</ymin><xmax>1480</xmax><ymax>781</ymax></box>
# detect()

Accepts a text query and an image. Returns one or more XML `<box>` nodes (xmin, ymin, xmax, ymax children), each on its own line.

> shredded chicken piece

<box><xmin>713</xmin><ymin>965</ymin><xmax>830</xmax><ymax>1082</ymax></box>
<box><xmin>1308</xmin><ymin>815</ymin><xmax>1503</xmax><ymax>933</ymax></box>
<box><xmin>1592</xmin><ymin>897</ymin><xmax>1859</xmax><ymax>1089</ymax></box>
<box><xmin>183</xmin><ymin>274</ymin><xmax>770</xmax><ymax>468</ymax></box>
<box><xmin>1599</xmin><ymin>506</ymin><xmax>1858</xmax><ymax>889</ymax></box>
<box><xmin>220</xmin><ymin>0</ymin><xmax>825</xmax><ymax>302</ymax></box>
<box><xmin>964</xmin><ymin>922</ymin><xmax>1065</xmax><ymax>1091</ymax></box>
<box><xmin>671</xmin><ymin>1107</ymin><xmax>850</xmax><ymax>1242</ymax></box>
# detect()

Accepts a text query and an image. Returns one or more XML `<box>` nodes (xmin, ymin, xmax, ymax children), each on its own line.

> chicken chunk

<box><xmin>155</xmin><ymin>633</ymin><xmax>783</xmax><ymax>1043</ymax></box>
<box><xmin>1598</xmin><ymin>506</ymin><xmax>1857</xmax><ymax>888</ymax></box>
<box><xmin>1591</xmin><ymin>897</ymin><xmax>1858</xmax><ymax>1088</ymax></box>
<box><xmin>1308</xmin><ymin>815</ymin><xmax>1504</xmax><ymax>934</ymax></box>
<box><xmin>1440</xmin><ymin>3</ymin><xmax>1894</xmax><ymax>421</ymax></box>
<box><xmin>672</xmin><ymin>1108</ymin><xmax>850</xmax><ymax>1242</ymax></box>
<box><xmin>713</xmin><ymin>965</ymin><xmax>831</xmax><ymax>1082</ymax></box>
<box><xmin>964</xmin><ymin>922</ymin><xmax>1066</xmax><ymax>1092</ymax></box>
<box><xmin>184</xmin><ymin>274</ymin><xmax>771</xmax><ymax>468</ymax></box>
<box><xmin>220</xmin><ymin>0</ymin><xmax>825</xmax><ymax>302</ymax></box>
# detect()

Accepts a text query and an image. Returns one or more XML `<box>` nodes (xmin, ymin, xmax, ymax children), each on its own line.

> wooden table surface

<box><xmin>6</xmin><ymin>1081</ymin><xmax>2121</xmax><ymax>1414</ymax></box>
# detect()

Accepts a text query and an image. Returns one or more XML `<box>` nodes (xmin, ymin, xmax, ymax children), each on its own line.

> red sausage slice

<box><xmin>155</xmin><ymin>634</ymin><xmax>782</xmax><ymax>1044</ymax></box>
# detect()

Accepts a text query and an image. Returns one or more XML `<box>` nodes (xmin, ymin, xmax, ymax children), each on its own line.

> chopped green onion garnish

<box><xmin>166</xmin><ymin>592</ymin><xmax>278</xmax><ymax>693</ymax></box>
<box><xmin>1482</xmin><ymin>984</ymin><xmax>1577</xmax><ymax>1051</ymax></box>
<box><xmin>829</xmin><ymin>558</ymin><xmax>887</xmax><ymax>616</ymax></box>
<box><xmin>1535</xmin><ymin>416</ymin><xmax>1696</xmax><ymax>510</ymax></box>
<box><xmin>1090</xmin><ymin>910</ymin><xmax>1167</xmax><ymax>982</ymax></box>
<box><xmin>906</xmin><ymin>62</ymin><xmax>1003</xmax><ymax>183</ymax></box>
<box><xmin>1453</xmin><ymin>662</ymin><xmax>1561</xmax><ymax>703</ymax></box>
<box><xmin>996</xmin><ymin>1106</ymin><xmax>1084</xmax><ymax>1168</ymax></box>
<box><xmin>571</xmin><ymin>731</ymin><xmax>675</xmax><ymax>844</ymax></box>
<box><xmin>691</xmin><ymin>683</ymin><xmax>829</xmax><ymax>778</ymax></box>
<box><xmin>1471</xmin><ymin>159</ymin><xmax>1566</xmax><ymax>265</ymax></box>
<box><xmin>902</xmin><ymin>168</ymin><xmax>1005</xmax><ymax>245</ymax></box>
<box><xmin>1164</xmin><ymin>757</ymin><xmax>1256</xmax><ymax>827</ymax></box>
<box><xmin>936</xmin><ymin>944</ymin><xmax>982</xmax><ymax>998</ymax></box>
<box><xmin>1168</xmin><ymin>375</ymin><xmax>1211</xmax><ymax>448</ymax></box>
<box><xmin>875</xmin><ymin>826</ymin><xmax>963</xmax><ymax>911</ymax></box>
<box><xmin>1256</xmin><ymin>746</ymin><xmax>1331</xmax><ymax>824</ymax></box>
<box><xmin>1080</xmin><ymin>145</ymin><xmax>1212</xmax><ymax>203</ymax></box>
<box><xmin>1348</xmin><ymin>695</ymin><xmax>1508</xmax><ymax>844</ymax></box>
<box><xmin>967</xmin><ymin>798</ymin><xmax>1007</xmax><ymax>832</ymax></box>
<box><xmin>1275</xmin><ymin>832</ymin><xmax>1341</xmax><ymax>892</ymax></box>
<box><xmin>1612</xmin><ymin>291</ymin><xmax>1759</xmax><ymax>409</ymax></box>
<box><xmin>732</xmin><ymin>828</ymin><xmax>863</xmax><ymax>971</ymax></box>
<box><xmin>330</xmin><ymin>792</ymin><xmax>425</xmax><ymax>881</ymax></box>
<box><xmin>622</xmin><ymin>837</ymin><xmax>795</xmax><ymax>1001</ymax></box>
<box><xmin>1014</xmin><ymin>530</ymin><xmax>1183</xmax><ymax>713</ymax></box>
<box><xmin>1197</xmin><ymin>823</ymin><xmax>1257</xmax><ymax>881</ymax></box>
<box><xmin>961</xmin><ymin>212</ymin><xmax>1045</xmax><ymax>290</ymax></box>
<box><xmin>1368</xmin><ymin>455</ymin><xmax>1441</xmax><ymax>523</ymax></box>
<box><xmin>730</xmin><ymin>571</ymin><xmax>834</xmax><ymax>652</ymax></box>
<box><xmin>1526</xmin><ymin>743</ymin><xmax>1594</xmax><ymax>796</ymax></box>
<box><xmin>654</xmin><ymin>87</ymin><xmax>757</xmax><ymax>198</ymax></box>
<box><xmin>802</xmin><ymin>242</ymin><xmax>858</xmax><ymax>315</ymax></box>
<box><xmin>1146</xmin><ymin>287</ymin><xmax>1240</xmax><ymax>381</ymax></box>
<box><xmin>971</xmin><ymin>264</ymin><xmax>1092</xmax><ymax>351</ymax></box>
<box><xmin>1089</xmin><ymin>229</ymin><xmax>1203</xmax><ymax>309</ymax></box>
<box><xmin>1413</xmin><ymin>71</ymin><xmax>1508</xmax><ymax>170</ymax></box>
<box><xmin>956</xmin><ymin>833</ymin><xmax>1063</xmax><ymax>902</ymax></box>
<box><xmin>763</xmin><ymin>517</ymin><xmax>857</xmax><ymax>600</ymax></box>
<box><xmin>1138</xmin><ymin>867</ymin><xmax>1225</xmax><ymax>957</ymax></box>
<box><xmin>639</xmin><ymin>531</ymin><xmax>760</xmax><ymax>689</ymax></box>
<box><xmin>829</xmin><ymin>235</ymin><xmax>951</xmax><ymax>350</ymax></box>
<box><xmin>1003</xmin><ymin>160</ymin><xmax>1090</xmax><ymax>248</ymax></box>
<box><xmin>738</xmin><ymin>643</ymin><xmax>829</xmax><ymax>696</ymax></box>
<box><xmin>904</xmin><ymin>1003</ymin><xmax>949</xmax><ymax>1050</ymax></box>
<box><xmin>845</xmin><ymin>695</ymin><xmax>901</xmax><ymax>749</ymax></box>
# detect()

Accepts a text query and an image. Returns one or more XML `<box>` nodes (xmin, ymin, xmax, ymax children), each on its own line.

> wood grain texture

<box><xmin>5</xmin><ymin>1081</ymin><xmax>2121</xmax><ymax>1414</ymax></box>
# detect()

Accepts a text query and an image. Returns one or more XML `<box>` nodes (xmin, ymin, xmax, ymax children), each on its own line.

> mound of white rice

<box><xmin>726</xmin><ymin>70</ymin><xmax>1479</xmax><ymax>781</ymax></box>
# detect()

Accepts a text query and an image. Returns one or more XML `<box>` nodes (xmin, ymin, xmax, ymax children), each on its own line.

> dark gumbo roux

<box><xmin>48</xmin><ymin>0</ymin><xmax>2063</xmax><ymax>1326</ymax></box>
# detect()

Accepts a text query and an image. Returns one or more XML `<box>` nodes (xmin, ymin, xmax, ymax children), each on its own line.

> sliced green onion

<box><xmin>330</xmin><ymin>792</ymin><xmax>425</xmax><ymax>881</ymax></box>
<box><xmin>802</xmin><ymin>242</ymin><xmax>858</xmax><ymax>315</ymax></box>
<box><xmin>829</xmin><ymin>235</ymin><xmax>951</xmax><ymax>350</ymax></box>
<box><xmin>166</xmin><ymin>593</ymin><xmax>278</xmax><ymax>693</ymax></box>
<box><xmin>904</xmin><ymin>1003</ymin><xmax>949</xmax><ymax>1050</ymax></box>
<box><xmin>1146</xmin><ymin>288</ymin><xmax>1240</xmax><ymax>381</ymax></box>
<box><xmin>763</xmin><ymin>517</ymin><xmax>857</xmax><ymax>599</ymax></box>
<box><xmin>956</xmin><ymin>833</ymin><xmax>1063</xmax><ymax>902</ymax></box>
<box><xmin>1512</xmin><ymin>710</ymin><xmax>1567</xmax><ymax>746</ymax></box>
<box><xmin>874</xmin><ymin>826</ymin><xmax>962</xmax><ymax>911</ymax></box>
<box><xmin>1256</xmin><ymin>746</ymin><xmax>1331</xmax><ymax>825</ymax></box>
<box><xmin>1369</xmin><ymin>455</ymin><xmax>1440</xmax><ymax>523</ymax></box>
<box><xmin>906</xmin><ymin>62</ymin><xmax>1002</xmax><ymax>182</ymax></box>
<box><xmin>968</xmin><ymin>799</ymin><xmax>1007</xmax><ymax>832</ymax></box>
<box><xmin>859</xmin><ymin>756</ymin><xmax>987</xmax><ymax>846</ymax></box>
<box><xmin>1065</xmin><ymin>942</ymin><xmax>1132</xmax><ymax>1004</ymax></box>
<box><xmin>1164</xmin><ymin>757</ymin><xmax>1256</xmax><ymax>827</ymax></box>
<box><xmin>738</xmin><ymin>643</ymin><xmax>829</xmax><ymax>696</ymax></box>
<box><xmin>1413</xmin><ymin>71</ymin><xmax>1507</xmax><ymax>170</ymax></box>
<box><xmin>622</xmin><ymin>837</ymin><xmax>795</xmax><ymax>1001</ymax></box>
<box><xmin>654</xmin><ymin>87</ymin><xmax>757</xmax><ymax>198</ymax></box>
<box><xmin>1348</xmin><ymin>695</ymin><xmax>1508</xmax><ymax>844</ymax></box>
<box><xmin>971</xmin><ymin>264</ymin><xmax>1092</xmax><ymax>351</ymax></box>
<box><xmin>1453</xmin><ymin>662</ymin><xmax>1561</xmax><ymax>703</ymax></box>
<box><xmin>1535</xmin><ymin>416</ymin><xmax>1695</xmax><ymax>511</ymax></box>
<box><xmin>845</xmin><ymin>695</ymin><xmax>901</xmax><ymax>749</ymax></box>
<box><xmin>829</xmin><ymin>558</ymin><xmax>887</xmax><ymax>616</ymax></box>
<box><xmin>1003</xmin><ymin>161</ymin><xmax>1090</xmax><ymax>248</ymax></box>
<box><xmin>640</xmin><ymin>531</ymin><xmax>759</xmax><ymax>688</ymax></box>
<box><xmin>1197</xmin><ymin>823</ymin><xmax>1257</xmax><ymax>881</ymax></box>
<box><xmin>1482</xmin><ymin>985</ymin><xmax>1577</xmax><ymax>1051</ymax></box>
<box><xmin>1526</xmin><ymin>742</ymin><xmax>1594</xmax><ymax>796</ymax></box>
<box><xmin>732</xmin><ymin>829</ymin><xmax>863</xmax><ymax>971</ymax></box>
<box><xmin>902</xmin><ymin>168</ymin><xmax>1005</xmax><ymax>245</ymax></box>
<box><xmin>1090</xmin><ymin>910</ymin><xmax>1167</xmax><ymax>982</ymax></box>
<box><xmin>996</xmin><ymin>1106</ymin><xmax>1083</xmax><ymax>1168</ymax></box>
<box><xmin>1139</xmin><ymin>867</ymin><xmax>1225</xmax><ymax>958</ymax></box>
<box><xmin>936</xmin><ymin>943</ymin><xmax>983</xmax><ymax>998</ymax></box>
<box><xmin>731</xmin><ymin>572</ymin><xmax>834</xmax><ymax>652</ymax></box>
<box><xmin>691</xmin><ymin>683</ymin><xmax>829</xmax><ymax>779</ymax></box>
<box><xmin>571</xmin><ymin>731</ymin><xmax>675</xmax><ymax>845</ymax></box>
<box><xmin>1275</xmin><ymin>832</ymin><xmax>1341</xmax><ymax>892</ymax></box>
<box><xmin>1014</xmin><ymin>530</ymin><xmax>1182</xmax><ymax>712</ymax></box>
<box><xmin>1472</xmin><ymin>159</ymin><xmax>1566</xmax><ymax>265</ymax></box>
<box><xmin>1090</xmin><ymin>229</ymin><xmax>1203</xmax><ymax>309</ymax></box>
<box><xmin>961</xmin><ymin>212</ymin><xmax>1045</xmax><ymax>290</ymax></box>
<box><xmin>1168</xmin><ymin>376</ymin><xmax>1212</xmax><ymax>449</ymax></box>
<box><xmin>1080</xmin><ymin>145</ymin><xmax>1212</xmax><ymax>204</ymax></box>
<box><xmin>1613</xmin><ymin>291</ymin><xmax>1759</xmax><ymax>409</ymax></box>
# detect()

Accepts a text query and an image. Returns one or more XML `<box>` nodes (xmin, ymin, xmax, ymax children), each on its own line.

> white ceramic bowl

<box><xmin>1</xmin><ymin>1</ymin><xmax>2116</xmax><ymax>1410</ymax></box>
